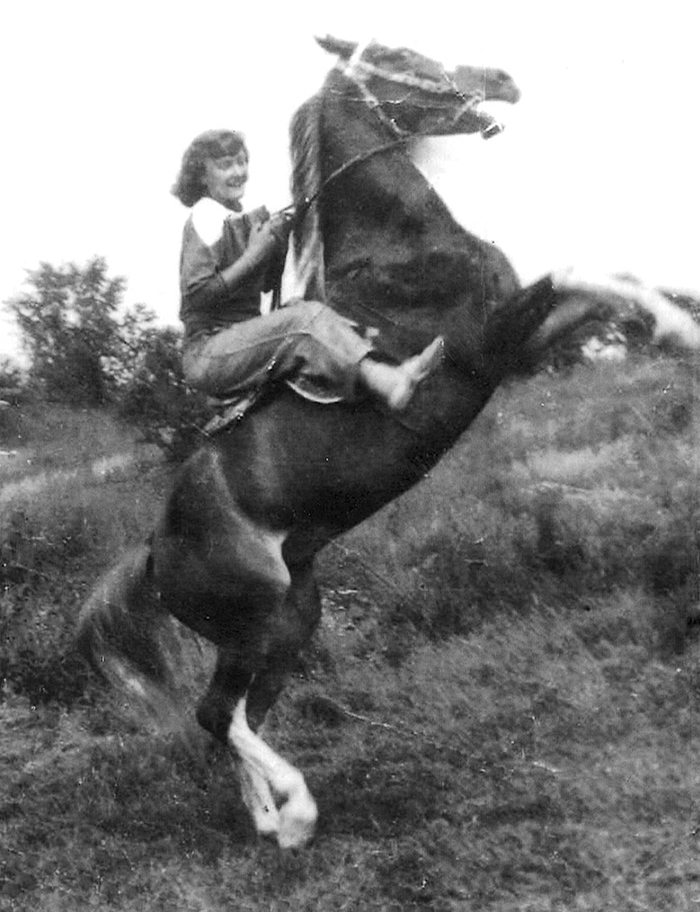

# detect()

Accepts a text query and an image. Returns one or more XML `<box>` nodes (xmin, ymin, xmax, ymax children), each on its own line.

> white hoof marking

<box><xmin>228</xmin><ymin>693</ymin><xmax>318</xmax><ymax>847</ymax></box>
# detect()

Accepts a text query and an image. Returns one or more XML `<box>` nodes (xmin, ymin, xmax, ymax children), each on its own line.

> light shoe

<box><xmin>361</xmin><ymin>336</ymin><xmax>444</xmax><ymax>412</ymax></box>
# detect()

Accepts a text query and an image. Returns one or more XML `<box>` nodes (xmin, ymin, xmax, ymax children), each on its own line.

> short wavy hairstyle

<box><xmin>171</xmin><ymin>129</ymin><xmax>249</xmax><ymax>207</ymax></box>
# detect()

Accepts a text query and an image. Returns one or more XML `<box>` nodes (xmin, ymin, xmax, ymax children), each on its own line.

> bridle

<box><xmin>292</xmin><ymin>55</ymin><xmax>501</xmax><ymax>222</ymax></box>
<box><xmin>338</xmin><ymin>57</ymin><xmax>490</xmax><ymax>139</ymax></box>
<box><xmin>337</xmin><ymin>56</ymin><xmax>504</xmax><ymax>139</ymax></box>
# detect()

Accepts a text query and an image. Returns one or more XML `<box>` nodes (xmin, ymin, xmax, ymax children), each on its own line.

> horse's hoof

<box><xmin>277</xmin><ymin>793</ymin><xmax>318</xmax><ymax>849</ymax></box>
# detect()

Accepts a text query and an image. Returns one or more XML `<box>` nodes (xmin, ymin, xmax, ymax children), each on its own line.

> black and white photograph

<box><xmin>2</xmin><ymin>2</ymin><xmax>699</xmax><ymax>909</ymax></box>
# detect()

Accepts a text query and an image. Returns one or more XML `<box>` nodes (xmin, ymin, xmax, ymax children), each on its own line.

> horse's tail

<box><xmin>550</xmin><ymin>270</ymin><xmax>700</xmax><ymax>350</ymax></box>
<box><xmin>77</xmin><ymin>543</ymin><xmax>186</xmax><ymax>729</ymax></box>
<box><xmin>505</xmin><ymin>270</ymin><xmax>700</xmax><ymax>371</ymax></box>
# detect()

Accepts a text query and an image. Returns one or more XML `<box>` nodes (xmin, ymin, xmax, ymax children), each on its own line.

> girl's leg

<box><xmin>183</xmin><ymin>300</ymin><xmax>443</xmax><ymax>410</ymax></box>
<box><xmin>183</xmin><ymin>301</ymin><xmax>371</xmax><ymax>399</ymax></box>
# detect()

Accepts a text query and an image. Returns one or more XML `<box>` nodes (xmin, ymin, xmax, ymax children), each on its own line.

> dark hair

<box><xmin>171</xmin><ymin>129</ymin><xmax>249</xmax><ymax>207</ymax></box>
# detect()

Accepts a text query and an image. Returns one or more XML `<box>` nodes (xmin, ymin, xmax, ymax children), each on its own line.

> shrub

<box><xmin>117</xmin><ymin>327</ymin><xmax>210</xmax><ymax>462</ymax></box>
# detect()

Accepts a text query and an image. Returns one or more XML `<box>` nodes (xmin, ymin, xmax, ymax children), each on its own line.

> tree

<box><xmin>6</xmin><ymin>257</ymin><xmax>129</xmax><ymax>405</ymax></box>
<box><xmin>5</xmin><ymin>256</ymin><xmax>207</xmax><ymax>459</ymax></box>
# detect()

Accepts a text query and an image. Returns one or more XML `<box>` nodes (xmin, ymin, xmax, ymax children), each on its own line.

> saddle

<box><xmin>202</xmin><ymin>379</ymin><xmax>343</xmax><ymax>437</ymax></box>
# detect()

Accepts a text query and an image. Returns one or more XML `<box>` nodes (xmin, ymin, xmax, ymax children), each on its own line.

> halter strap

<box><xmin>336</xmin><ymin>58</ymin><xmax>485</xmax><ymax>100</ymax></box>
<box><xmin>341</xmin><ymin>65</ymin><xmax>413</xmax><ymax>139</ymax></box>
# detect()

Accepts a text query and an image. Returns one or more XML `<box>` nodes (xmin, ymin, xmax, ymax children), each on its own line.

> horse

<box><xmin>77</xmin><ymin>35</ymin><xmax>700</xmax><ymax>850</ymax></box>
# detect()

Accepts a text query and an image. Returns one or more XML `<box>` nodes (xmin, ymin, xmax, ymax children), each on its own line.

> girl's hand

<box><xmin>219</xmin><ymin>207</ymin><xmax>294</xmax><ymax>292</ymax></box>
<box><xmin>247</xmin><ymin>209</ymin><xmax>294</xmax><ymax>260</ymax></box>
<box><xmin>246</xmin><ymin>219</ymin><xmax>282</xmax><ymax>260</ymax></box>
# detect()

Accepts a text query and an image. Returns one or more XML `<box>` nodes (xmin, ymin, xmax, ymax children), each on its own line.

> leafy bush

<box><xmin>5</xmin><ymin>258</ymin><xmax>129</xmax><ymax>405</ymax></box>
<box><xmin>3</xmin><ymin>259</ymin><xmax>195</xmax><ymax>435</ymax></box>
<box><xmin>117</xmin><ymin>326</ymin><xmax>210</xmax><ymax>462</ymax></box>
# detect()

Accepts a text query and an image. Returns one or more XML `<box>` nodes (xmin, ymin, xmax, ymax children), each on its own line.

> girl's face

<box><xmin>202</xmin><ymin>150</ymin><xmax>249</xmax><ymax>209</ymax></box>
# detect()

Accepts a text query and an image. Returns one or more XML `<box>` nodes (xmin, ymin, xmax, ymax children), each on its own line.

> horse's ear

<box><xmin>315</xmin><ymin>35</ymin><xmax>357</xmax><ymax>59</ymax></box>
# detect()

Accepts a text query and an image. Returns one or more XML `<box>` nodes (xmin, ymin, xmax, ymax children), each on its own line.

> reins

<box><xmin>293</xmin><ymin>135</ymin><xmax>410</xmax><ymax>221</ymax></box>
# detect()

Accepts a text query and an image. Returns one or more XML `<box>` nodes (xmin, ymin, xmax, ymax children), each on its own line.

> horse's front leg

<box><xmin>229</xmin><ymin>691</ymin><xmax>318</xmax><ymax>848</ymax></box>
<box><xmin>228</xmin><ymin>558</ymin><xmax>324</xmax><ymax>847</ymax></box>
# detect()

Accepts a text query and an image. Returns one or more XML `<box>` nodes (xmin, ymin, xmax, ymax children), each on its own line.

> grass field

<box><xmin>2</xmin><ymin>355</ymin><xmax>700</xmax><ymax>911</ymax></box>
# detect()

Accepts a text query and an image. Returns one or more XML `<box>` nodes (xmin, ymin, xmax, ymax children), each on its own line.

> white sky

<box><xmin>1</xmin><ymin>0</ymin><xmax>698</xmax><ymax>362</ymax></box>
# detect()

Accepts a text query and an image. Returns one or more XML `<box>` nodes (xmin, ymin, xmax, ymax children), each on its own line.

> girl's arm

<box><xmin>217</xmin><ymin>218</ymin><xmax>283</xmax><ymax>291</ymax></box>
<box><xmin>181</xmin><ymin>204</ymin><xmax>293</xmax><ymax>311</ymax></box>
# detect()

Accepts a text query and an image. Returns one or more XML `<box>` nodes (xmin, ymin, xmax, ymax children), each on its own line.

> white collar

<box><xmin>190</xmin><ymin>197</ymin><xmax>241</xmax><ymax>246</ymax></box>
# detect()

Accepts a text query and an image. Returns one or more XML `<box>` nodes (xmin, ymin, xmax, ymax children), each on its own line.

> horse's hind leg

<box><xmin>237</xmin><ymin>561</ymin><xmax>322</xmax><ymax>847</ymax></box>
<box><xmin>196</xmin><ymin>560</ymin><xmax>322</xmax><ymax>848</ymax></box>
<box><xmin>195</xmin><ymin>655</ymin><xmax>290</xmax><ymax>841</ymax></box>
<box><xmin>229</xmin><ymin>690</ymin><xmax>318</xmax><ymax>848</ymax></box>
<box><xmin>199</xmin><ymin>660</ymin><xmax>318</xmax><ymax>848</ymax></box>
<box><xmin>245</xmin><ymin>560</ymin><xmax>323</xmax><ymax>730</ymax></box>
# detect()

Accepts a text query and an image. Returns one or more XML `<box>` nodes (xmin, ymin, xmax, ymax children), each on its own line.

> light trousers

<box><xmin>182</xmin><ymin>300</ymin><xmax>374</xmax><ymax>400</ymax></box>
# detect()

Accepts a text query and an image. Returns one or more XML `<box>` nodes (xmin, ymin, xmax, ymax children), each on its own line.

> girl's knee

<box><xmin>182</xmin><ymin>351</ymin><xmax>219</xmax><ymax>395</ymax></box>
<box><xmin>181</xmin><ymin>355</ymin><xmax>207</xmax><ymax>389</ymax></box>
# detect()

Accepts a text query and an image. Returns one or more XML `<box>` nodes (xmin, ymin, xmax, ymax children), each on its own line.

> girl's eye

<box><xmin>212</xmin><ymin>153</ymin><xmax>247</xmax><ymax>171</ymax></box>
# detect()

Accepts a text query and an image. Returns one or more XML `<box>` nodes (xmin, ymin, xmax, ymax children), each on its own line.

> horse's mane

<box><xmin>288</xmin><ymin>80</ymin><xmax>512</xmax><ymax>312</ymax></box>
<box><xmin>289</xmin><ymin>94</ymin><xmax>326</xmax><ymax>301</ymax></box>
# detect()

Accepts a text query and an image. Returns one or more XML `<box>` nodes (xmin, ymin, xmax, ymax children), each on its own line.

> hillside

<box><xmin>1</xmin><ymin>353</ymin><xmax>700</xmax><ymax>911</ymax></box>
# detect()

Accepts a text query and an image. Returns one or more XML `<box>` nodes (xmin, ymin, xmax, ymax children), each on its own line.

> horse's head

<box><xmin>315</xmin><ymin>35</ymin><xmax>520</xmax><ymax>139</ymax></box>
<box><xmin>290</xmin><ymin>36</ymin><xmax>522</xmax><ymax>308</ymax></box>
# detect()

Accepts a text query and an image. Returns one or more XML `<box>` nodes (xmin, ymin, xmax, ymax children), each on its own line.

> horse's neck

<box><xmin>320</xmin><ymin>105</ymin><xmax>465</xmax><ymax>290</ymax></box>
<box><xmin>316</xmin><ymin>79</ymin><xmax>518</xmax><ymax>334</ymax></box>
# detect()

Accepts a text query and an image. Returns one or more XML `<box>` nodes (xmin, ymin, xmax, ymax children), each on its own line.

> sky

<box><xmin>1</xmin><ymin>0</ymin><xmax>698</xmax><ymax>363</ymax></box>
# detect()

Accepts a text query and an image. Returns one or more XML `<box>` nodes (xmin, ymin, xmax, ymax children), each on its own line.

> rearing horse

<box><xmin>78</xmin><ymin>36</ymin><xmax>698</xmax><ymax>849</ymax></box>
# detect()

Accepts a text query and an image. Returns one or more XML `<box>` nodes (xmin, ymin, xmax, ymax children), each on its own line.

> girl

<box><xmin>172</xmin><ymin>129</ymin><xmax>442</xmax><ymax>410</ymax></box>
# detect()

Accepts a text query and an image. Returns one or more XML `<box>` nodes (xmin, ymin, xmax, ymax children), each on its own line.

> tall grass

<box><xmin>318</xmin><ymin>354</ymin><xmax>700</xmax><ymax>643</ymax></box>
<box><xmin>3</xmin><ymin>353</ymin><xmax>700</xmax><ymax>909</ymax></box>
<box><xmin>1</xmin><ymin>406</ymin><xmax>165</xmax><ymax>705</ymax></box>
<box><xmin>4</xmin><ymin>587</ymin><xmax>700</xmax><ymax>910</ymax></box>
